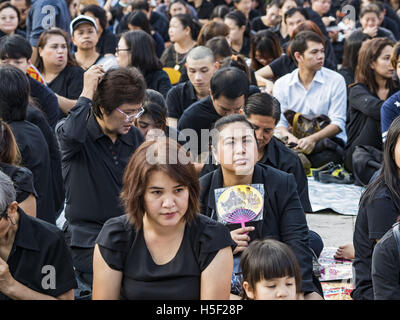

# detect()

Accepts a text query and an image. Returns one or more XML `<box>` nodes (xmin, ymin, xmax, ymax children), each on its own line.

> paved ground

<box><xmin>306</xmin><ymin>213</ymin><xmax>356</xmax><ymax>248</ymax></box>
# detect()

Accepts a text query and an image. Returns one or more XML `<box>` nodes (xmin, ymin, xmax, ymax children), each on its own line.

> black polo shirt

<box><xmin>259</xmin><ymin>137</ymin><xmax>312</xmax><ymax>212</ymax></box>
<box><xmin>56</xmin><ymin>97</ymin><xmax>144</xmax><ymax>249</ymax></box>
<box><xmin>199</xmin><ymin>163</ymin><xmax>317</xmax><ymax>294</ymax></box>
<box><xmin>166</xmin><ymin>81</ymin><xmax>198</xmax><ymax>120</ymax></box>
<box><xmin>0</xmin><ymin>209</ymin><xmax>77</xmax><ymax>300</ymax></box>
<box><xmin>9</xmin><ymin>120</ymin><xmax>54</xmax><ymax>224</ymax></box>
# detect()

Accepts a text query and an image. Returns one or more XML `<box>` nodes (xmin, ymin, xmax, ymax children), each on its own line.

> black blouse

<box><xmin>96</xmin><ymin>214</ymin><xmax>235</xmax><ymax>300</ymax></box>
<box><xmin>48</xmin><ymin>65</ymin><xmax>85</xmax><ymax>100</ymax></box>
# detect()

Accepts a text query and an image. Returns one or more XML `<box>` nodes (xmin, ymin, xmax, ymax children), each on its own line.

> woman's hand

<box><xmin>81</xmin><ymin>65</ymin><xmax>105</xmax><ymax>101</ymax></box>
<box><xmin>230</xmin><ymin>226</ymin><xmax>255</xmax><ymax>255</ymax></box>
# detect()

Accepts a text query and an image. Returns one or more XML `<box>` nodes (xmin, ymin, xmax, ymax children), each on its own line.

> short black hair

<box><xmin>210</xmin><ymin>67</ymin><xmax>249</xmax><ymax>100</ymax></box>
<box><xmin>131</xmin><ymin>0</ymin><xmax>149</xmax><ymax>12</ymax></box>
<box><xmin>205</xmin><ymin>36</ymin><xmax>232</xmax><ymax>60</ymax></box>
<box><xmin>0</xmin><ymin>34</ymin><xmax>32</xmax><ymax>60</ymax></box>
<box><xmin>284</xmin><ymin>7</ymin><xmax>308</xmax><ymax>24</ymax></box>
<box><xmin>225</xmin><ymin>10</ymin><xmax>250</xmax><ymax>37</ymax></box>
<box><xmin>127</xmin><ymin>10</ymin><xmax>151</xmax><ymax>34</ymax></box>
<box><xmin>0</xmin><ymin>65</ymin><xmax>29</xmax><ymax>122</ymax></box>
<box><xmin>240</xmin><ymin>239</ymin><xmax>302</xmax><ymax>299</ymax></box>
<box><xmin>210</xmin><ymin>5</ymin><xmax>230</xmax><ymax>20</ymax></box>
<box><xmin>92</xmin><ymin>67</ymin><xmax>146</xmax><ymax>119</ymax></box>
<box><xmin>290</xmin><ymin>30</ymin><xmax>324</xmax><ymax>58</ymax></box>
<box><xmin>81</xmin><ymin>5</ymin><xmax>108</xmax><ymax>30</ymax></box>
<box><xmin>243</xmin><ymin>93</ymin><xmax>281</xmax><ymax>124</ymax></box>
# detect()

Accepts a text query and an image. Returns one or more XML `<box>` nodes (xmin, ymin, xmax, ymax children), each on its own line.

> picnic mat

<box><xmin>308</xmin><ymin>178</ymin><xmax>364</xmax><ymax>216</ymax></box>
<box><xmin>318</xmin><ymin>247</ymin><xmax>354</xmax><ymax>300</ymax></box>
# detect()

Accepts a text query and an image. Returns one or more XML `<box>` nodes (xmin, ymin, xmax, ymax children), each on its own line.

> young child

<box><xmin>240</xmin><ymin>239</ymin><xmax>302</xmax><ymax>300</ymax></box>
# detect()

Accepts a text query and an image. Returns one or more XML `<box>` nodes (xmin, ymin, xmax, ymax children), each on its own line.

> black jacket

<box><xmin>199</xmin><ymin>163</ymin><xmax>317</xmax><ymax>294</ymax></box>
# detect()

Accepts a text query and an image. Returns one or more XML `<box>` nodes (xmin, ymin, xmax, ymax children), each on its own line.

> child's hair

<box><xmin>240</xmin><ymin>239</ymin><xmax>302</xmax><ymax>299</ymax></box>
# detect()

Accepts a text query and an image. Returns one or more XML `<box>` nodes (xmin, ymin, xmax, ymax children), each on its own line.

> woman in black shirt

<box><xmin>33</xmin><ymin>28</ymin><xmax>84</xmax><ymax>115</ymax></box>
<box><xmin>199</xmin><ymin>114</ymin><xmax>323</xmax><ymax>299</ymax></box>
<box><xmin>93</xmin><ymin>139</ymin><xmax>234</xmax><ymax>300</ymax></box>
<box><xmin>352</xmin><ymin>116</ymin><xmax>400</xmax><ymax>300</ymax></box>
<box><xmin>371</xmin><ymin>218</ymin><xmax>400</xmax><ymax>300</ymax></box>
<box><xmin>0</xmin><ymin>120</ymin><xmax>36</xmax><ymax>218</ymax></box>
<box><xmin>344</xmin><ymin>37</ymin><xmax>397</xmax><ymax>173</ymax></box>
<box><xmin>117</xmin><ymin>30</ymin><xmax>171</xmax><ymax>98</ymax></box>
<box><xmin>224</xmin><ymin>10</ymin><xmax>251</xmax><ymax>57</ymax></box>
<box><xmin>160</xmin><ymin>14</ymin><xmax>199</xmax><ymax>78</ymax></box>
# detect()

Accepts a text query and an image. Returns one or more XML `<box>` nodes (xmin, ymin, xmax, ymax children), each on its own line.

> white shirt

<box><xmin>273</xmin><ymin>67</ymin><xmax>347</xmax><ymax>143</ymax></box>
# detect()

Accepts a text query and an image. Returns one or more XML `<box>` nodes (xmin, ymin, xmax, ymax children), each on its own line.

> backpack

<box><xmin>352</xmin><ymin>145</ymin><xmax>383</xmax><ymax>186</ymax></box>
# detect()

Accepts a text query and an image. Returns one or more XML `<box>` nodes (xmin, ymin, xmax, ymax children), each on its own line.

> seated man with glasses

<box><xmin>56</xmin><ymin>65</ymin><xmax>146</xmax><ymax>299</ymax></box>
<box><xmin>177</xmin><ymin>67</ymin><xmax>250</xmax><ymax>161</ymax></box>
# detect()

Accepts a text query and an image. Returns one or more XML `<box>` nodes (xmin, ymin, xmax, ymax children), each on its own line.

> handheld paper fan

<box><xmin>215</xmin><ymin>184</ymin><xmax>264</xmax><ymax>227</ymax></box>
<box><xmin>222</xmin><ymin>208</ymin><xmax>259</xmax><ymax>228</ymax></box>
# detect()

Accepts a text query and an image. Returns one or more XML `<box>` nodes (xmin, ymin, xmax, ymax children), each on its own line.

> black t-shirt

<box><xmin>371</xmin><ymin>224</ymin><xmax>400</xmax><ymax>300</ymax></box>
<box><xmin>166</xmin><ymin>81</ymin><xmax>198</xmax><ymax>120</ymax></box>
<box><xmin>96</xmin><ymin>214</ymin><xmax>235</xmax><ymax>300</ymax></box>
<box><xmin>97</xmin><ymin>29</ymin><xmax>118</xmax><ymax>55</ymax></box>
<box><xmin>251</xmin><ymin>16</ymin><xmax>270</xmax><ymax>32</ymax></box>
<box><xmin>48</xmin><ymin>65</ymin><xmax>84</xmax><ymax>100</ymax></box>
<box><xmin>144</xmin><ymin>69</ymin><xmax>172</xmax><ymax>98</ymax></box>
<box><xmin>9</xmin><ymin>120</ymin><xmax>54</xmax><ymax>224</ymax></box>
<box><xmin>231</xmin><ymin>35</ymin><xmax>251</xmax><ymax>57</ymax></box>
<box><xmin>195</xmin><ymin>0</ymin><xmax>214</xmax><ymax>20</ymax></box>
<box><xmin>0</xmin><ymin>209</ymin><xmax>77</xmax><ymax>300</ymax></box>
<box><xmin>27</xmin><ymin>105</ymin><xmax>64</xmax><ymax>214</ymax></box>
<box><xmin>352</xmin><ymin>183</ymin><xmax>400</xmax><ymax>300</ymax></box>
<box><xmin>177</xmin><ymin>96</ymin><xmax>220</xmax><ymax>157</ymax></box>
<box><xmin>0</xmin><ymin>163</ymin><xmax>37</xmax><ymax>203</ymax></box>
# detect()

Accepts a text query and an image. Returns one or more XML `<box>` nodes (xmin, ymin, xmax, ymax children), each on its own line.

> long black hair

<box><xmin>121</xmin><ymin>30</ymin><xmax>161</xmax><ymax>75</ymax></box>
<box><xmin>360</xmin><ymin>116</ymin><xmax>400</xmax><ymax>210</ymax></box>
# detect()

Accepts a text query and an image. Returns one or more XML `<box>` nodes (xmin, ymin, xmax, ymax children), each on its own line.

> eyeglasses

<box><xmin>116</xmin><ymin>106</ymin><xmax>145</xmax><ymax>122</ymax></box>
<box><xmin>115</xmin><ymin>48</ymin><xmax>131</xmax><ymax>54</ymax></box>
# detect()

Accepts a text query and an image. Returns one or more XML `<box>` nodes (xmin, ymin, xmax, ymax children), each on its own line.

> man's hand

<box><xmin>230</xmin><ymin>226</ymin><xmax>255</xmax><ymax>255</ymax></box>
<box><xmin>296</xmin><ymin>136</ymin><xmax>316</xmax><ymax>154</ymax></box>
<box><xmin>0</xmin><ymin>256</ymin><xmax>16</xmax><ymax>296</ymax></box>
<box><xmin>81</xmin><ymin>65</ymin><xmax>105</xmax><ymax>100</ymax></box>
